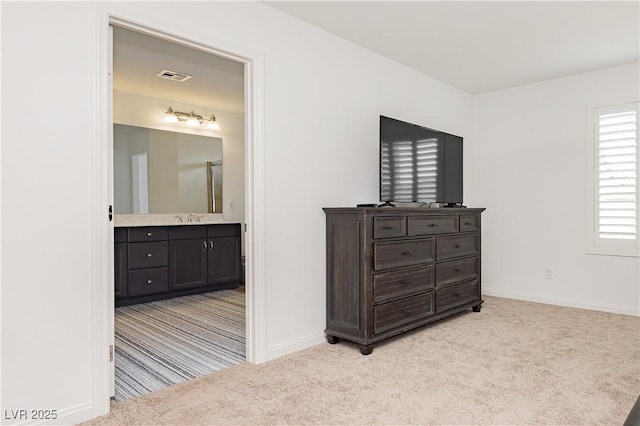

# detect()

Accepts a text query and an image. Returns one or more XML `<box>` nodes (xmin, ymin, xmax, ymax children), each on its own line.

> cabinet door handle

<box><xmin>464</xmin><ymin>222</ymin><xmax>471</xmax><ymax>225</ymax></box>
<box><xmin>147</xmin><ymin>232</ymin><xmax>153</xmax><ymax>237</ymax></box>
<box><xmin>209</xmin><ymin>240</ymin><xmax>214</xmax><ymax>250</ymax></box>
<box><xmin>147</xmin><ymin>279</ymin><xmax>153</xmax><ymax>284</ymax></box>
<box><xmin>203</xmin><ymin>241</ymin><xmax>207</xmax><ymax>250</ymax></box>
<box><xmin>147</xmin><ymin>253</ymin><xmax>153</xmax><ymax>258</ymax></box>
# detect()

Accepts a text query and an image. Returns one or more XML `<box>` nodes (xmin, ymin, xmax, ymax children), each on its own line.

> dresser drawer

<box><xmin>436</xmin><ymin>280</ymin><xmax>479</xmax><ymax>313</ymax></box>
<box><xmin>374</xmin><ymin>238</ymin><xmax>434</xmax><ymax>271</ymax></box>
<box><xmin>129</xmin><ymin>226</ymin><xmax>168</xmax><ymax>242</ymax></box>
<box><xmin>436</xmin><ymin>234</ymin><xmax>479</xmax><ymax>260</ymax></box>
<box><xmin>374</xmin><ymin>292</ymin><xmax>434</xmax><ymax>334</ymax></box>
<box><xmin>460</xmin><ymin>214</ymin><xmax>480</xmax><ymax>232</ymax></box>
<box><xmin>436</xmin><ymin>257</ymin><xmax>479</xmax><ymax>287</ymax></box>
<box><xmin>129</xmin><ymin>242</ymin><xmax>168</xmax><ymax>269</ymax></box>
<box><xmin>373</xmin><ymin>216</ymin><xmax>406</xmax><ymax>239</ymax></box>
<box><xmin>128</xmin><ymin>267</ymin><xmax>169</xmax><ymax>297</ymax></box>
<box><xmin>374</xmin><ymin>266</ymin><xmax>433</xmax><ymax>303</ymax></box>
<box><xmin>407</xmin><ymin>215</ymin><xmax>458</xmax><ymax>236</ymax></box>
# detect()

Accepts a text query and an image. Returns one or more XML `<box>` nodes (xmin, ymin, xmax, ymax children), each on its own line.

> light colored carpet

<box><xmin>84</xmin><ymin>296</ymin><xmax>639</xmax><ymax>425</ymax></box>
<box><xmin>114</xmin><ymin>289</ymin><xmax>245</xmax><ymax>402</ymax></box>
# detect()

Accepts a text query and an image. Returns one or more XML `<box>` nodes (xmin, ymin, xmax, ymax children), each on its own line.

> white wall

<box><xmin>1</xmin><ymin>1</ymin><xmax>471</xmax><ymax>424</ymax></box>
<box><xmin>1</xmin><ymin>2</ymin><xmax>95</xmax><ymax>424</ymax></box>
<box><xmin>469</xmin><ymin>63</ymin><xmax>640</xmax><ymax>315</ymax></box>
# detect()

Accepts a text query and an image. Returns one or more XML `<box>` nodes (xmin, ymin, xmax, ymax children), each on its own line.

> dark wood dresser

<box><xmin>114</xmin><ymin>223</ymin><xmax>241</xmax><ymax>306</ymax></box>
<box><xmin>323</xmin><ymin>207</ymin><xmax>485</xmax><ymax>354</ymax></box>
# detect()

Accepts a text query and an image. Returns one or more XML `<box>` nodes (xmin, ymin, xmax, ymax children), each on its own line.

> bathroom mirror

<box><xmin>114</xmin><ymin>124</ymin><xmax>223</xmax><ymax>214</ymax></box>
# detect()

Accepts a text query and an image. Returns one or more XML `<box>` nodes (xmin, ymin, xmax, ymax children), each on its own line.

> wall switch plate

<box><xmin>545</xmin><ymin>268</ymin><xmax>553</xmax><ymax>279</ymax></box>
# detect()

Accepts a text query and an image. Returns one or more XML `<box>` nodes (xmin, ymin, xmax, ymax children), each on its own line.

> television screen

<box><xmin>380</xmin><ymin>116</ymin><xmax>463</xmax><ymax>205</ymax></box>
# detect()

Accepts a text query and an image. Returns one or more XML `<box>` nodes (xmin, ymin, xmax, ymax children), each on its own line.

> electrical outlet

<box><xmin>545</xmin><ymin>268</ymin><xmax>553</xmax><ymax>279</ymax></box>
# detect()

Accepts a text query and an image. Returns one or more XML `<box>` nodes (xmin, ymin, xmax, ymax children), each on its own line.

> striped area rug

<box><xmin>114</xmin><ymin>288</ymin><xmax>245</xmax><ymax>402</ymax></box>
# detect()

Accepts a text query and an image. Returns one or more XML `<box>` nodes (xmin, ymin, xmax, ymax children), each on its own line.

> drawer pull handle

<box><xmin>464</xmin><ymin>222</ymin><xmax>471</xmax><ymax>225</ymax></box>
<box><xmin>429</xmin><ymin>223</ymin><xmax>437</xmax><ymax>227</ymax></box>
<box><xmin>147</xmin><ymin>232</ymin><xmax>153</xmax><ymax>237</ymax></box>
<box><xmin>384</xmin><ymin>225</ymin><xmax>393</xmax><ymax>229</ymax></box>
<box><xmin>147</xmin><ymin>279</ymin><xmax>153</xmax><ymax>284</ymax></box>
<box><xmin>454</xmin><ymin>244</ymin><xmax>461</xmax><ymax>248</ymax></box>
<box><xmin>402</xmin><ymin>250</ymin><xmax>411</xmax><ymax>255</ymax></box>
<box><xmin>454</xmin><ymin>268</ymin><xmax>461</xmax><ymax>272</ymax></box>
<box><xmin>454</xmin><ymin>293</ymin><xmax>460</xmax><ymax>297</ymax></box>
<box><xmin>401</xmin><ymin>279</ymin><xmax>412</xmax><ymax>284</ymax></box>
<box><xmin>147</xmin><ymin>253</ymin><xmax>153</xmax><ymax>258</ymax></box>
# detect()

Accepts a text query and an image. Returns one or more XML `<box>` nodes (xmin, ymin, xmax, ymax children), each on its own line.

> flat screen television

<box><xmin>380</xmin><ymin>116</ymin><xmax>463</xmax><ymax>206</ymax></box>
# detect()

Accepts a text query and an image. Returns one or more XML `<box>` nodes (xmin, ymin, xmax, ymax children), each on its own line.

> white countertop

<box><xmin>114</xmin><ymin>214</ymin><xmax>242</xmax><ymax>227</ymax></box>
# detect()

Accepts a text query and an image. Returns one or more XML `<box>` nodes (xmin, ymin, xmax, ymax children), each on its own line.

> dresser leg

<box><xmin>360</xmin><ymin>345</ymin><xmax>373</xmax><ymax>355</ymax></box>
<box><xmin>472</xmin><ymin>304</ymin><xmax>482</xmax><ymax>312</ymax></box>
<box><xmin>326</xmin><ymin>334</ymin><xmax>340</xmax><ymax>344</ymax></box>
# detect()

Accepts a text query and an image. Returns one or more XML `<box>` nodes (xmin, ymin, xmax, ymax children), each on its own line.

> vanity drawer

<box><xmin>208</xmin><ymin>223</ymin><xmax>241</xmax><ymax>238</ymax></box>
<box><xmin>374</xmin><ymin>238</ymin><xmax>435</xmax><ymax>271</ymax></box>
<box><xmin>374</xmin><ymin>292</ymin><xmax>434</xmax><ymax>335</ymax></box>
<box><xmin>407</xmin><ymin>215</ymin><xmax>458</xmax><ymax>236</ymax></box>
<box><xmin>169</xmin><ymin>225</ymin><xmax>207</xmax><ymax>240</ymax></box>
<box><xmin>129</xmin><ymin>242</ymin><xmax>168</xmax><ymax>269</ymax></box>
<box><xmin>374</xmin><ymin>266</ymin><xmax>433</xmax><ymax>303</ymax></box>
<box><xmin>128</xmin><ymin>267</ymin><xmax>169</xmax><ymax>297</ymax></box>
<box><xmin>436</xmin><ymin>280</ymin><xmax>479</xmax><ymax>313</ymax></box>
<box><xmin>373</xmin><ymin>216</ymin><xmax>406</xmax><ymax>239</ymax></box>
<box><xmin>436</xmin><ymin>234</ymin><xmax>479</xmax><ymax>260</ymax></box>
<box><xmin>129</xmin><ymin>227</ymin><xmax>168</xmax><ymax>242</ymax></box>
<box><xmin>460</xmin><ymin>214</ymin><xmax>480</xmax><ymax>232</ymax></box>
<box><xmin>436</xmin><ymin>257</ymin><xmax>479</xmax><ymax>288</ymax></box>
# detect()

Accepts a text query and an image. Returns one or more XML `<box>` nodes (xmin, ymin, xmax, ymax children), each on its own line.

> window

<box><xmin>587</xmin><ymin>101</ymin><xmax>640</xmax><ymax>257</ymax></box>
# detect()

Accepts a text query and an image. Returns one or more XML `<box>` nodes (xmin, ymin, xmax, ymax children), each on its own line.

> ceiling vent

<box><xmin>156</xmin><ymin>70</ymin><xmax>192</xmax><ymax>82</ymax></box>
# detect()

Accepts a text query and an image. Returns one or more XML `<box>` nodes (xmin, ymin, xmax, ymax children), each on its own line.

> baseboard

<box><xmin>10</xmin><ymin>401</ymin><xmax>93</xmax><ymax>426</ymax></box>
<box><xmin>483</xmin><ymin>287</ymin><xmax>640</xmax><ymax>316</ymax></box>
<box><xmin>266</xmin><ymin>332</ymin><xmax>326</xmax><ymax>361</ymax></box>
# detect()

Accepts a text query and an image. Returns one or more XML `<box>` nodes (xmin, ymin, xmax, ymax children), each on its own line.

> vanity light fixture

<box><xmin>163</xmin><ymin>106</ymin><xmax>221</xmax><ymax>131</ymax></box>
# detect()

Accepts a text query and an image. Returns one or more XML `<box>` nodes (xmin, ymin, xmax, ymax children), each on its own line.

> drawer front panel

<box><xmin>169</xmin><ymin>225</ymin><xmax>207</xmax><ymax>240</ymax></box>
<box><xmin>436</xmin><ymin>280</ymin><xmax>479</xmax><ymax>313</ymax></box>
<box><xmin>436</xmin><ymin>234</ymin><xmax>479</xmax><ymax>260</ymax></box>
<box><xmin>374</xmin><ymin>266</ymin><xmax>433</xmax><ymax>303</ymax></box>
<box><xmin>407</xmin><ymin>215</ymin><xmax>458</xmax><ymax>236</ymax></box>
<box><xmin>436</xmin><ymin>257</ymin><xmax>479</xmax><ymax>287</ymax></box>
<box><xmin>460</xmin><ymin>214</ymin><xmax>480</xmax><ymax>232</ymax></box>
<box><xmin>374</xmin><ymin>293</ymin><xmax>434</xmax><ymax>334</ymax></box>
<box><xmin>208</xmin><ymin>224</ymin><xmax>241</xmax><ymax>238</ymax></box>
<box><xmin>374</xmin><ymin>238</ymin><xmax>434</xmax><ymax>271</ymax></box>
<box><xmin>129</xmin><ymin>227</ymin><xmax>169</xmax><ymax>242</ymax></box>
<box><xmin>129</xmin><ymin>267</ymin><xmax>169</xmax><ymax>297</ymax></box>
<box><xmin>129</xmin><ymin>242</ymin><xmax>169</xmax><ymax>269</ymax></box>
<box><xmin>373</xmin><ymin>216</ymin><xmax>406</xmax><ymax>239</ymax></box>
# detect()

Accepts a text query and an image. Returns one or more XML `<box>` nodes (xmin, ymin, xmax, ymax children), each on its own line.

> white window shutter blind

<box><xmin>595</xmin><ymin>102</ymin><xmax>639</xmax><ymax>246</ymax></box>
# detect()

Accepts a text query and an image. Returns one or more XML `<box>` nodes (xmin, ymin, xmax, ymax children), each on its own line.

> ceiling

<box><xmin>263</xmin><ymin>1</ymin><xmax>640</xmax><ymax>94</ymax></box>
<box><xmin>112</xmin><ymin>26</ymin><xmax>245</xmax><ymax>114</ymax></box>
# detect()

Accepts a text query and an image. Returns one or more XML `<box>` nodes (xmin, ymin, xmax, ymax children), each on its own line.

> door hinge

<box><xmin>109</xmin><ymin>345</ymin><xmax>114</xmax><ymax>362</ymax></box>
<box><xmin>108</xmin><ymin>205</ymin><xmax>113</xmax><ymax>222</ymax></box>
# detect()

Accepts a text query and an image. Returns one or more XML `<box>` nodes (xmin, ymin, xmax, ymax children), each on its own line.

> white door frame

<box><xmin>91</xmin><ymin>3</ymin><xmax>267</xmax><ymax>417</ymax></box>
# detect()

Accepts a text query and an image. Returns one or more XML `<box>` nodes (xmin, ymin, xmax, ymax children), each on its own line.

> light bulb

<box><xmin>206</xmin><ymin>121</ymin><xmax>221</xmax><ymax>131</ymax></box>
<box><xmin>164</xmin><ymin>107</ymin><xmax>178</xmax><ymax>123</ymax></box>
